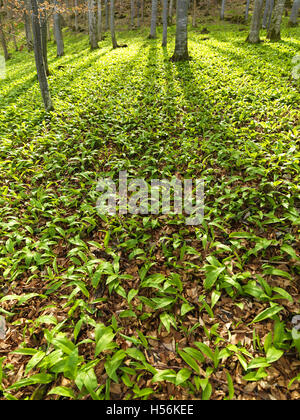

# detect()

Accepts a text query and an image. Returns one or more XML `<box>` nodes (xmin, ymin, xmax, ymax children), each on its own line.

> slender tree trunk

<box><xmin>246</xmin><ymin>0</ymin><xmax>264</xmax><ymax>43</ymax></box>
<box><xmin>168</xmin><ymin>0</ymin><xmax>174</xmax><ymax>24</ymax></box>
<box><xmin>39</xmin><ymin>4</ymin><xmax>50</xmax><ymax>76</ymax></box>
<box><xmin>162</xmin><ymin>0</ymin><xmax>168</xmax><ymax>46</ymax></box>
<box><xmin>74</xmin><ymin>0</ymin><xmax>79</xmax><ymax>31</ymax></box>
<box><xmin>105</xmin><ymin>0</ymin><xmax>109</xmax><ymax>31</ymax></box>
<box><xmin>192</xmin><ymin>0</ymin><xmax>197</xmax><ymax>26</ymax></box>
<box><xmin>220</xmin><ymin>0</ymin><xmax>226</xmax><ymax>20</ymax></box>
<box><xmin>171</xmin><ymin>0</ymin><xmax>189</xmax><ymax>61</ymax></box>
<box><xmin>0</xmin><ymin>14</ymin><xmax>10</xmax><ymax>60</ymax></box>
<box><xmin>289</xmin><ymin>0</ymin><xmax>300</xmax><ymax>26</ymax></box>
<box><xmin>137</xmin><ymin>0</ymin><xmax>141</xmax><ymax>27</ymax></box>
<box><xmin>110</xmin><ymin>0</ymin><xmax>119</xmax><ymax>48</ymax></box>
<box><xmin>97</xmin><ymin>0</ymin><xmax>102</xmax><ymax>39</ymax></box>
<box><xmin>24</xmin><ymin>0</ymin><xmax>34</xmax><ymax>51</ymax></box>
<box><xmin>262</xmin><ymin>0</ymin><xmax>273</xmax><ymax>28</ymax></box>
<box><xmin>30</xmin><ymin>0</ymin><xmax>54</xmax><ymax>111</ymax></box>
<box><xmin>141</xmin><ymin>0</ymin><xmax>144</xmax><ymax>23</ymax></box>
<box><xmin>54</xmin><ymin>0</ymin><xmax>64</xmax><ymax>56</ymax></box>
<box><xmin>130</xmin><ymin>0</ymin><xmax>135</xmax><ymax>28</ymax></box>
<box><xmin>267</xmin><ymin>0</ymin><xmax>286</xmax><ymax>40</ymax></box>
<box><xmin>88</xmin><ymin>0</ymin><xmax>98</xmax><ymax>49</ymax></box>
<box><xmin>10</xmin><ymin>23</ymin><xmax>18</xmax><ymax>51</ymax></box>
<box><xmin>245</xmin><ymin>0</ymin><xmax>251</xmax><ymax>21</ymax></box>
<box><xmin>149</xmin><ymin>0</ymin><xmax>158</xmax><ymax>38</ymax></box>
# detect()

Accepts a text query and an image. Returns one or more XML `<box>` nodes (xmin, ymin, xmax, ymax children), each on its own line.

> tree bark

<box><xmin>262</xmin><ymin>0</ymin><xmax>274</xmax><ymax>28</ymax></box>
<box><xmin>171</xmin><ymin>0</ymin><xmax>189</xmax><ymax>61</ymax></box>
<box><xmin>192</xmin><ymin>0</ymin><xmax>197</xmax><ymax>26</ymax></box>
<box><xmin>136</xmin><ymin>0</ymin><xmax>141</xmax><ymax>27</ymax></box>
<box><xmin>105</xmin><ymin>0</ymin><xmax>109</xmax><ymax>31</ymax></box>
<box><xmin>246</xmin><ymin>0</ymin><xmax>264</xmax><ymax>43</ymax></box>
<box><xmin>162</xmin><ymin>0</ymin><xmax>168</xmax><ymax>46</ymax></box>
<box><xmin>220</xmin><ymin>0</ymin><xmax>226</xmax><ymax>20</ymax></box>
<box><xmin>54</xmin><ymin>0</ymin><xmax>64</xmax><ymax>56</ymax></box>
<box><xmin>74</xmin><ymin>0</ymin><xmax>79</xmax><ymax>31</ymax></box>
<box><xmin>267</xmin><ymin>0</ymin><xmax>286</xmax><ymax>41</ymax></box>
<box><xmin>24</xmin><ymin>0</ymin><xmax>34</xmax><ymax>51</ymax></box>
<box><xmin>0</xmin><ymin>14</ymin><xmax>10</xmax><ymax>60</ymax></box>
<box><xmin>110</xmin><ymin>0</ymin><xmax>119</xmax><ymax>48</ymax></box>
<box><xmin>168</xmin><ymin>0</ymin><xmax>174</xmax><ymax>24</ymax></box>
<box><xmin>88</xmin><ymin>0</ymin><xmax>98</xmax><ymax>49</ymax></box>
<box><xmin>30</xmin><ymin>0</ymin><xmax>54</xmax><ymax>111</ymax></box>
<box><xmin>39</xmin><ymin>3</ymin><xmax>50</xmax><ymax>76</ymax></box>
<box><xmin>245</xmin><ymin>0</ymin><xmax>251</xmax><ymax>21</ymax></box>
<box><xmin>289</xmin><ymin>0</ymin><xmax>300</xmax><ymax>26</ymax></box>
<box><xmin>149</xmin><ymin>0</ymin><xmax>158</xmax><ymax>38</ymax></box>
<box><xmin>97</xmin><ymin>0</ymin><xmax>102</xmax><ymax>39</ymax></box>
<box><xmin>130</xmin><ymin>0</ymin><xmax>135</xmax><ymax>28</ymax></box>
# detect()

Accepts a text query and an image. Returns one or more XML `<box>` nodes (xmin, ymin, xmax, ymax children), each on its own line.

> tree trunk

<box><xmin>24</xmin><ymin>0</ymin><xmax>34</xmax><ymax>51</ymax></box>
<box><xmin>171</xmin><ymin>0</ymin><xmax>189</xmax><ymax>61</ymax></box>
<box><xmin>39</xmin><ymin>4</ymin><xmax>50</xmax><ymax>76</ymax></box>
<box><xmin>97</xmin><ymin>0</ymin><xmax>102</xmax><ymax>40</ymax></box>
<box><xmin>88</xmin><ymin>0</ymin><xmax>98</xmax><ymax>49</ymax></box>
<box><xmin>54</xmin><ymin>0</ymin><xmax>64</xmax><ymax>56</ymax></box>
<box><xmin>130</xmin><ymin>0</ymin><xmax>135</xmax><ymax>28</ymax></box>
<box><xmin>162</xmin><ymin>0</ymin><xmax>168</xmax><ymax>46</ymax></box>
<box><xmin>74</xmin><ymin>0</ymin><xmax>79</xmax><ymax>31</ymax></box>
<box><xmin>30</xmin><ymin>0</ymin><xmax>54</xmax><ymax>111</ymax></box>
<box><xmin>289</xmin><ymin>0</ymin><xmax>300</xmax><ymax>26</ymax></box>
<box><xmin>0</xmin><ymin>14</ymin><xmax>10</xmax><ymax>60</ymax></box>
<box><xmin>220</xmin><ymin>0</ymin><xmax>226</xmax><ymax>20</ymax></box>
<box><xmin>168</xmin><ymin>0</ymin><xmax>174</xmax><ymax>24</ymax></box>
<box><xmin>262</xmin><ymin>0</ymin><xmax>274</xmax><ymax>28</ymax></box>
<box><xmin>246</xmin><ymin>0</ymin><xmax>264</xmax><ymax>43</ymax></box>
<box><xmin>267</xmin><ymin>0</ymin><xmax>286</xmax><ymax>41</ymax></box>
<box><xmin>105</xmin><ymin>0</ymin><xmax>109</xmax><ymax>31</ymax></box>
<box><xmin>137</xmin><ymin>0</ymin><xmax>141</xmax><ymax>27</ymax></box>
<box><xmin>149</xmin><ymin>0</ymin><xmax>158</xmax><ymax>38</ymax></box>
<box><xmin>110</xmin><ymin>0</ymin><xmax>119</xmax><ymax>48</ymax></box>
<box><xmin>245</xmin><ymin>0</ymin><xmax>251</xmax><ymax>21</ymax></box>
<box><xmin>192</xmin><ymin>0</ymin><xmax>196</xmax><ymax>26</ymax></box>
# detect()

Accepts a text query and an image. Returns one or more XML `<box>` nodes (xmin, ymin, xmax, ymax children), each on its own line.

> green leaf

<box><xmin>48</xmin><ymin>386</ymin><xmax>76</xmax><ymax>399</ymax></box>
<box><xmin>251</xmin><ymin>305</ymin><xmax>284</xmax><ymax>324</ymax></box>
<box><xmin>178</xmin><ymin>350</ymin><xmax>200</xmax><ymax>375</ymax></box>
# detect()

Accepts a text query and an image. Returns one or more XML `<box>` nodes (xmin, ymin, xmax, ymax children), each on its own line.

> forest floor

<box><xmin>0</xmin><ymin>21</ymin><xmax>299</xmax><ymax>400</ymax></box>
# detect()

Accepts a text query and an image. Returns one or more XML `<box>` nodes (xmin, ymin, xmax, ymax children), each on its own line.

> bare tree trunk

<box><xmin>74</xmin><ymin>0</ymin><xmax>79</xmax><ymax>31</ymax></box>
<box><xmin>137</xmin><ymin>0</ymin><xmax>141</xmax><ymax>27</ymax></box>
<box><xmin>149</xmin><ymin>0</ymin><xmax>158</xmax><ymax>38</ymax></box>
<box><xmin>220</xmin><ymin>0</ymin><xmax>226</xmax><ymax>20</ymax></box>
<box><xmin>171</xmin><ymin>0</ymin><xmax>189</xmax><ymax>61</ymax></box>
<box><xmin>30</xmin><ymin>0</ymin><xmax>54</xmax><ymax>111</ymax></box>
<box><xmin>267</xmin><ymin>0</ymin><xmax>286</xmax><ymax>40</ymax></box>
<box><xmin>192</xmin><ymin>0</ymin><xmax>196</xmax><ymax>26</ymax></box>
<box><xmin>130</xmin><ymin>0</ymin><xmax>135</xmax><ymax>28</ymax></box>
<box><xmin>168</xmin><ymin>0</ymin><xmax>174</xmax><ymax>24</ymax></box>
<box><xmin>39</xmin><ymin>4</ymin><xmax>50</xmax><ymax>76</ymax></box>
<box><xmin>262</xmin><ymin>0</ymin><xmax>273</xmax><ymax>28</ymax></box>
<box><xmin>245</xmin><ymin>0</ymin><xmax>251</xmax><ymax>21</ymax></box>
<box><xmin>97</xmin><ymin>0</ymin><xmax>102</xmax><ymax>39</ymax></box>
<box><xmin>289</xmin><ymin>0</ymin><xmax>299</xmax><ymax>26</ymax></box>
<box><xmin>246</xmin><ymin>0</ymin><xmax>264</xmax><ymax>43</ymax></box>
<box><xmin>162</xmin><ymin>0</ymin><xmax>168</xmax><ymax>46</ymax></box>
<box><xmin>88</xmin><ymin>0</ymin><xmax>98</xmax><ymax>49</ymax></box>
<box><xmin>110</xmin><ymin>0</ymin><xmax>119</xmax><ymax>48</ymax></box>
<box><xmin>54</xmin><ymin>0</ymin><xmax>64</xmax><ymax>56</ymax></box>
<box><xmin>141</xmin><ymin>0</ymin><xmax>144</xmax><ymax>23</ymax></box>
<box><xmin>0</xmin><ymin>14</ymin><xmax>10</xmax><ymax>60</ymax></box>
<box><xmin>105</xmin><ymin>0</ymin><xmax>109</xmax><ymax>31</ymax></box>
<box><xmin>24</xmin><ymin>0</ymin><xmax>33</xmax><ymax>51</ymax></box>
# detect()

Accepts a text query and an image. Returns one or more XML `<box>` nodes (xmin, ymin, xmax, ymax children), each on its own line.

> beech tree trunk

<box><xmin>39</xmin><ymin>4</ymin><xmax>50</xmax><ymax>76</ymax></box>
<box><xmin>149</xmin><ymin>0</ymin><xmax>158</xmax><ymax>38</ymax></box>
<box><xmin>262</xmin><ymin>0</ymin><xmax>274</xmax><ymax>29</ymax></box>
<box><xmin>105</xmin><ymin>0</ymin><xmax>109</xmax><ymax>31</ymax></box>
<box><xmin>245</xmin><ymin>0</ymin><xmax>251</xmax><ymax>21</ymax></box>
<box><xmin>168</xmin><ymin>0</ymin><xmax>174</xmax><ymax>24</ymax></box>
<box><xmin>162</xmin><ymin>0</ymin><xmax>168</xmax><ymax>46</ymax></box>
<box><xmin>110</xmin><ymin>0</ymin><xmax>119</xmax><ymax>48</ymax></box>
<box><xmin>220</xmin><ymin>0</ymin><xmax>226</xmax><ymax>20</ymax></box>
<box><xmin>30</xmin><ymin>0</ymin><xmax>54</xmax><ymax>111</ymax></box>
<box><xmin>130</xmin><ymin>0</ymin><xmax>135</xmax><ymax>28</ymax></box>
<box><xmin>54</xmin><ymin>0</ymin><xmax>64</xmax><ymax>57</ymax></box>
<box><xmin>74</xmin><ymin>0</ymin><xmax>79</xmax><ymax>31</ymax></box>
<box><xmin>88</xmin><ymin>0</ymin><xmax>98</xmax><ymax>49</ymax></box>
<box><xmin>289</xmin><ymin>0</ymin><xmax>300</xmax><ymax>26</ymax></box>
<box><xmin>97</xmin><ymin>0</ymin><xmax>102</xmax><ymax>40</ymax></box>
<box><xmin>192</xmin><ymin>0</ymin><xmax>197</xmax><ymax>27</ymax></box>
<box><xmin>171</xmin><ymin>0</ymin><xmax>189</xmax><ymax>61</ymax></box>
<box><xmin>267</xmin><ymin>0</ymin><xmax>286</xmax><ymax>41</ymax></box>
<box><xmin>246</xmin><ymin>0</ymin><xmax>264</xmax><ymax>43</ymax></box>
<box><xmin>0</xmin><ymin>14</ymin><xmax>10</xmax><ymax>60</ymax></box>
